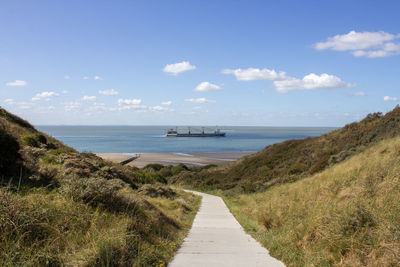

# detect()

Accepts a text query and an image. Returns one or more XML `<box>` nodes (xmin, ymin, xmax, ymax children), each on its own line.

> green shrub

<box><xmin>143</xmin><ymin>163</ymin><xmax>164</xmax><ymax>172</ymax></box>
<box><xmin>21</xmin><ymin>133</ymin><xmax>47</xmax><ymax>148</ymax></box>
<box><xmin>171</xmin><ymin>164</ymin><xmax>189</xmax><ymax>176</ymax></box>
<box><xmin>21</xmin><ymin>134</ymin><xmax>39</xmax><ymax>147</ymax></box>
<box><xmin>159</xmin><ymin>167</ymin><xmax>173</xmax><ymax>177</ymax></box>
<box><xmin>49</xmin><ymin>149</ymin><xmax>66</xmax><ymax>156</ymax></box>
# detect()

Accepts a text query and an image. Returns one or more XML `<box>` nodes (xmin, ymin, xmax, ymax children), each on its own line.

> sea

<box><xmin>36</xmin><ymin>126</ymin><xmax>337</xmax><ymax>153</ymax></box>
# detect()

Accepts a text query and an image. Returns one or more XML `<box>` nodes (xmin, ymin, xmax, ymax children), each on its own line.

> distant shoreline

<box><xmin>97</xmin><ymin>151</ymin><xmax>253</xmax><ymax>168</ymax></box>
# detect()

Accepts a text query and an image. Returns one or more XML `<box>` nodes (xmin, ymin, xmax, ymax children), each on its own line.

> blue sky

<box><xmin>1</xmin><ymin>0</ymin><xmax>399</xmax><ymax>126</ymax></box>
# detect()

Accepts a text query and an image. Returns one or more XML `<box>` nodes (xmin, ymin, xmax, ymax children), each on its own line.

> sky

<box><xmin>1</xmin><ymin>0</ymin><xmax>399</xmax><ymax>126</ymax></box>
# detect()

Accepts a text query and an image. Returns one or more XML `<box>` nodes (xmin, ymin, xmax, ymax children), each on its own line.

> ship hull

<box><xmin>166</xmin><ymin>133</ymin><xmax>226</xmax><ymax>137</ymax></box>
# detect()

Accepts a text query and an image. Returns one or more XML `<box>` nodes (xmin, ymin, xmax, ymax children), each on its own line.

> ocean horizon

<box><xmin>37</xmin><ymin>125</ymin><xmax>337</xmax><ymax>153</ymax></box>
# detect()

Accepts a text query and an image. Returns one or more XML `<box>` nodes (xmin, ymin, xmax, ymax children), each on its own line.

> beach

<box><xmin>97</xmin><ymin>151</ymin><xmax>253</xmax><ymax>168</ymax></box>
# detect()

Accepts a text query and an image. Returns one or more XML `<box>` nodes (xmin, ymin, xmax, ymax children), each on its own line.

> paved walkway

<box><xmin>169</xmin><ymin>191</ymin><xmax>285</xmax><ymax>267</ymax></box>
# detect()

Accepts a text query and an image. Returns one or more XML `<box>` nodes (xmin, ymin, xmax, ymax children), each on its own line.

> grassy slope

<box><xmin>0</xmin><ymin>108</ymin><xmax>201</xmax><ymax>266</ymax></box>
<box><xmin>225</xmin><ymin>136</ymin><xmax>400</xmax><ymax>266</ymax></box>
<box><xmin>172</xmin><ymin>107</ymin><xmax>400</xmax><ymax>193</ymax></box>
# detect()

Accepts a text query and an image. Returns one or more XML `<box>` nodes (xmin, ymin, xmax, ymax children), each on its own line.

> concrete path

<box><xmin>169</xmin><ymin>191</ymin><xmax>285</xmax><ymax>267</ymax></box>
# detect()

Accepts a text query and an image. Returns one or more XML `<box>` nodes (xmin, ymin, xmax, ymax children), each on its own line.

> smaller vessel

<box><xmin>165</xmin><ymin>127</ymin><xmax>226</xmax><ymax>137</ymax></box>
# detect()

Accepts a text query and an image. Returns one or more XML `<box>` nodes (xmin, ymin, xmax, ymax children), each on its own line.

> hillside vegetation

<box><xmin>226</xmin><ymin>136</ymin><xmax>400</xmax><ymax>266</ymax></box>
<box><xmin>172</xmin><ymin>107</ymin><xmax>400</xmax><ymax>193</ymax></box>
<box><xmin>0</xmin><ymin>108</ymin><xmax>200</xmax><ymax>266</ymax></box>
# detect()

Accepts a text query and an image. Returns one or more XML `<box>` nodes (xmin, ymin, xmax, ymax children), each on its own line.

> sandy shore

<box><xmin>96</xmin><ymin>151</ymin><xmax>253</xmax><ymax>168</ymax></box>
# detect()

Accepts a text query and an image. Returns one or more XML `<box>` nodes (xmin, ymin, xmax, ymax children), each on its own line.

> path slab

<box><xmin>169</xmin><ymin>191</ymin><xmax>285</xmax><ymax>267</ymax></box>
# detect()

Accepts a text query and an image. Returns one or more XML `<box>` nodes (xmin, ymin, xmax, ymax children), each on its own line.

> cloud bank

<box><xmin>223</xmin><ymin>67</ymin><xmax>353</xmax><ymax>93</ymax></box>
<box><xmin>274</xmin><ymin>73</ymin><xmax>354</xmax><ymax>93</ymax></box>
<box><xmin>314</xmin><ymin>31</ymin><xmax>400</xmax><ymax>58</ymax></box>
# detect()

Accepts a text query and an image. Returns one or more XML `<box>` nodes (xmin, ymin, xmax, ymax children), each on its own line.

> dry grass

<box><xmin>0</xmin><ymin>188</ymin><xmax>200</xmax><ymax>266</ymax></box>
<box><xmin>224</xmin><ymin>136</ymin><xmax>400</xmax><ymax>266</ymax></box>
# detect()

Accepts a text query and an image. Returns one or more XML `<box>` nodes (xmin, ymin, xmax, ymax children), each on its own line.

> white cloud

<box><xmin>84</xmin><ymin>102</ymin><xmax>115</xmax><ymax>113</ymax></box>
<box><xmin>194</xmin><ymin>82</ymin><xmax>221</xmax><ymax>92</ymax></box>
<box><xmin>118</xmin><ymin>105</ymin><xmax>147</xmax><ymax>111</ymax></box>
<box><xmin>350</xmin><ymin>91</ymin><xmax>366</xmax><ymax>96</ymax></box>
<box><xmin>163</xmin><ymin>61</ymin><xmax>196</xmax><ymax>75</ymax></box>
<box><xmin>63</xmin><ymin>101</ymin><xmax>82</xmax><ymax>111</ymax></box>
<box><xmin>161</xmin><ymin>101</ymin><xmax>172</xmax><ymax>106</ymax></box>
<box><xmin>32</xmin><ymin>91</ymin><xmax>60</xmax><ymax>101</ymax></box>
<box><xmin>274</xmin><ymin>73</ymin><xmax>354</xmax><ymax>93</ymax></box>
<box><xmin>223</xmin><ymin>66</ymin><xmax>353</xmax><ymax>94</ymax></box>
<box><xmin>94</xmin><ymin>75</ymin><xmax>103</xmax><ymax>80</ymax></box>
<box><xmin>62</xmin><ymin>90</ymin><xmax>68</xmax><ymax>94</ymax></box>
<box><xmin>150</xmin><ymin>106</ymin><xmax>168</xmax><ymax>111</ymax></box>
<box><xmin>82</xmin><ymin>95</ymin><xmax>97</xmax><ymax>101</ymax></box>
<box><xmin>6</xmin><ymin>80</ymin><xmax>27</xmax><ymax>86</ymax></box>
<box><xmin>3</xmin><ymin>99</ymin><xmax>33</xmax><ymax>109</ymax></box>
<box><xmin>314</xmin><ymin>31</ymin><xmax>400</xmax><ymax>58</ymax></box>
<box><xmin>185</xmin><ymin>97</ymin><xmax>216</xmax><ymax>104</ymax></box>
<box><xmin>17</xmin><ymin>102</ymin><xmax>33</xmax><ymax>109</ymax></box>
<box><xmin>222</xmin><ymin>68</ymin><xmax>287</xmax><ymax>81</ymax></box>
<box><xmin>99</xmin><ymin>89</ymin><xmax>118</xmax><ymax>95</ymax></box>
<box><xmin>83</xmin><ymin>76</ymin><xmax>89</xmax><ymax>80</ymax></box>
<box><xmin>64</xmin><ymin>75</ymin><xmax>70</xmax><ymax>80</ymax></box>
<box><xmin>384</xmin><ymin>96</ymin><xmax>399</xmax><ymax>101</ymax></box>
<box><xmin>118</xmin><ymin>98</ymin><xmax>142</xmax><ymax>106</ymax></box>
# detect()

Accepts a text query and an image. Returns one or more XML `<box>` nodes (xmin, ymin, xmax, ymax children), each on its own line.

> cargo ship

<box><xmin>165</xmin><ymin>127</ymin><xmax>226</xmax><ymax>137</ymax></box>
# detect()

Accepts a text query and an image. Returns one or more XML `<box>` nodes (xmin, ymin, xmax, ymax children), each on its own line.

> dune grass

<box><xmin>0</xmin><ymin>107</ymin><xmax>202</xmax><ymax>266</ymax></box>
<box><xmin>0</xmin><ymin>187</ymin><xmax>200</xmax><ymax>266</ymax></box>
<box><xmin>172</xmin><ymin>107</ymin><xmax>400</xmax><ymax>193</ymax></box>
<box><xmin>224</xmin><ymin>136</ymin><xmax>400</xmax><ymax>266</ymax></box>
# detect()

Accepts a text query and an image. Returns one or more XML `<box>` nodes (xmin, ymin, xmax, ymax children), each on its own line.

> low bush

<box><xmin>21</xmin><ymin>133</ymin><xmax>47</xmax><ymax>148</ymax></box>
<box><xmin>143</xmin><ymin>163</ymin><xmax>164</xmax><ymax>172</ymax></box>
<box><xmin>138</xmin><ymin>184</ymin><xmax>177</xmax><ymax>199</ymax></box>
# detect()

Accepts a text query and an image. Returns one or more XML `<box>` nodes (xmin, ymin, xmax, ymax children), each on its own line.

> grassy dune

<box><xmin>0</xmin><ymin>108</ymin><xmax>201</xmax><ymax>266</ymax></box>
<box><xmin>225</xmin><ymin>136</ymin><xmax>400</xmax><ymax>266</ymax></box>
<box><xmin>0</xmin><ymin>187</ymin><xmax>200</xmax><ymax>266</ymax></box>
<box><xmin>172</xmin><ymin>107</ymin><xmax>400</xmax><ymax>193</ymax></box>
<box><xmin>170</xmin><ymin>107</ymin><xmax>400</xmax><ymax>265</ymax></box>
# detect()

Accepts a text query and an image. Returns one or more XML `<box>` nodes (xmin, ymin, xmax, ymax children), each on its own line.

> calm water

<box><xmin>36</xmin><ymin>126</ymin><xmax>336</xmax><ymax>153</ymax></box>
